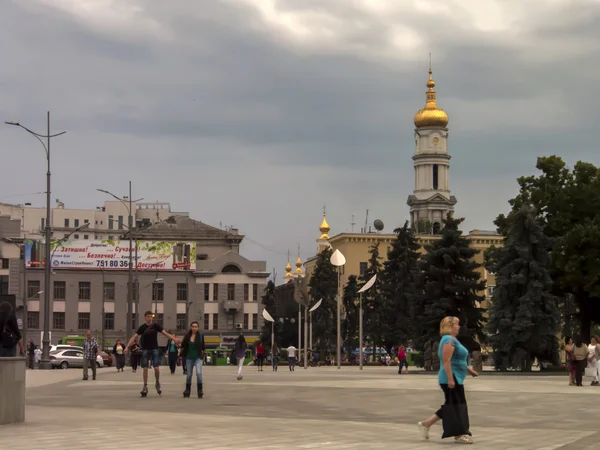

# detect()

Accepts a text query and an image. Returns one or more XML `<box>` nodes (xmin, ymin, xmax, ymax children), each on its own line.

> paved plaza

<box><xmin>3</xmin><ymin>365</ymin><xmax>600</xmax><ymax>449</ymax></box>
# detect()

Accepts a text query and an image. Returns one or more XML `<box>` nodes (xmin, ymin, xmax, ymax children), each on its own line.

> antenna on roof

<box><xmin>351</xmin><ymin>214</ymin><xmax>356</xmax><ymax>233</ymax></box>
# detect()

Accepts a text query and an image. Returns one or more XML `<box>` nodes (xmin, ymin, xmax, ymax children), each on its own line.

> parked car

<box><xmin>49</xmin><ymin>348</ymin><xmax>104</xmax><ymax>369</ymax></box>
<box><xmin>99</xmin><ymin>351</ymin><xmax>113</xmax><ymax>367</ymax></box>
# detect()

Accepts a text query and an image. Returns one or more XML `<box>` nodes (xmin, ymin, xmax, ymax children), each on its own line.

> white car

<box><xmin>49</xmin><ymin>345</ymin><xmax>104</xmax><ymax>368</ymax></box>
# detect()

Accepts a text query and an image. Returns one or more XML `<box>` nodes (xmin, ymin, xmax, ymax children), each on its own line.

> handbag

<box><xmin>584</xmin><ymin>367</ymin><xmax>597</xmax><ymax>378</ymax></box>
<box><xmin>230</xmin><ymin>350</ymin><xmax>238</xmax><ymax>365</ymax></box>
<box><xmin>441</xmin><ymin>387</ymin><xmax>471</xmax><ymax>439</ymax></box>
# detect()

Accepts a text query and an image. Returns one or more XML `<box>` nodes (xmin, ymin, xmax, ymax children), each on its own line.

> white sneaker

<box><xmin>454</xmin><ymin>435</ymin><xmax>473</xmax><ymax>444</ymax></box>
<box><xmin>417</xmin><ymin>422</ymin><xmax>430</xmax><ymax>440</ymax></box>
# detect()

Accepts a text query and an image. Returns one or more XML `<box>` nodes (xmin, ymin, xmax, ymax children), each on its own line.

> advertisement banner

<box><xmin>25</xmin><ymin>239</ymin><xmax>196</xmax><ymax>271</ymax></box>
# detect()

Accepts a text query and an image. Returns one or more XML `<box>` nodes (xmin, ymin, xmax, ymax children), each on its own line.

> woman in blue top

<box><xmin>418</xmin><ymin>316</ymin><xmax>478</xmax><ymax>444</ymax></box>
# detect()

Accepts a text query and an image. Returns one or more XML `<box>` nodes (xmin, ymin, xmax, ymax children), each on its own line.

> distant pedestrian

<box><xmin>82</xmin><ymin>330</ymin><xmax>98</xmax><ymax>381</ymax></box>
<box><xmin>129</xmin><ymin>341</ymin><xmax>141</xmax><ymax>373</ymax></box>
<box><xmin>256</xmin><ymin>342</ymin><xmax>265</xmax><ymax>371</ymax></box>
<box><xmin>28</xmin><ymin>339</ymin><xmax>36</xmax><ymax>369</ymax></box>
<box><xmin>417</xmin><ymin>316</ymin><xmax>477</xmax><ymax>444</ymax></box>
<box><xmin>34</xmin><ymin>346</ymin><xmax>41</xmax><ymax>367</ymax></box>
<box><xmin>234</xmin><ymin>334</ymin><xmax>247</xmax><ymax>380</ymax></box>
<box><xmin>112</xmin><ymin>339</ymin><xmax>126</xmax><ymax>372</ymax></box>
<box><xmin>573</xmin><ymin>335</ymin><xmax>588</xmax><ymax>387</ymax></box>
<box><xmin>397</xmin><ymin>345</ymin><xmax>408</xmax><ymax>374</ymax></box>
<box><xmin>471</xmin><ymin>341</ymin><xmax>483</xmax><ymax>373</ymax></box>
<box><xmin>287</xmin><ymin>345</ymin><xmax>297</xmax><ymax>371</ymax></box>
<box><xmin>0</xmin><ymin>301</ymin><xmax>23</xmax><ymax>357</ymax></box>
<box><xmin>180</xmin><ymin>321</ymin><xmax>205</xmax><ymax>398</ymax></box>
<box><xmin>565</xmin><ymin>336</ymin><xmax>576</xmax><ymax>386</ymax></box>
<box><xmin>272</xmin><ymin>343</ymin><xmax>280</xmax><ymax>371</ymax></box>
<box><xmin>166</xmin><ymin>336</ymin><xmax>179</xmax><ymax>375</ymax></box>
<box><xmin>587</xmin><ymin>335</ymin><xmax>600</xmax><ymax>386</ymax></box>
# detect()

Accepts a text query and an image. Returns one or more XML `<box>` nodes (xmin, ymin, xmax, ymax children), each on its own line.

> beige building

<box><xmin>303</xmin><ymin>67</ymin><xmax>502</xmax><ymax>306</ymax></box>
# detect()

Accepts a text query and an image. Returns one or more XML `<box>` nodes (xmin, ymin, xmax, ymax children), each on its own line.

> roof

<box><xmin>126</xmin><ymin>215</ymin><xmax>243</xmax><ymax>241</ymax></box>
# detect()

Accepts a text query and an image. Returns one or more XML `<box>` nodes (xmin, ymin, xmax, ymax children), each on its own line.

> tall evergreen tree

<box><xmin>380</xmin><ymin>221</ymin><xmax>421</xmax><ymax>350</ymax></box>
<box><xmin>260</xmin><ymin>280</ymin><xmax>280</xmax><ymax>347</ymax></box>
<box><xmin>360</xmin><ymin>242</ymin><xmax>384</xmax><ymax>360</ymax></box>
<box><xmin>342</xmin><ymin>275</ymin><xmax>360</xmax><ymax>356</ymax></box>
<box><xmin>416</xmin><ymin>215</ymin><xmax>486</xmax><ymax>346</ymax></box>
<box><xmin>308</xmin><ymin>247</ymin><xmax>338</xmax><ymax>352</ymax></box>
<box><xmin>487</xmin><ymin>206</ymin><xmax>560</xmax><ymax>371</ymax></box>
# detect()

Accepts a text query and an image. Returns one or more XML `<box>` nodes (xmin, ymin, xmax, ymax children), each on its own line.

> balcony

<box><xmin>223</xmin><ymin>299</ymin><xmax>243</xmax><ymax>312</ymax></box>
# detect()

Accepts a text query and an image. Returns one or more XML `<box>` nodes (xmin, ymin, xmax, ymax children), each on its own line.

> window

<box><xmin>244</xmin><ymin>313</ymin><xmax>249</xmax><ymax>330</ymax></box>
<box><xmin>53</xmin><ymin>281</ymin><xmax>66</xmax><ymax>300</ymax></box>
<box><xmin>152</xmin><ymin>283</ymin><xmax>164</xmax><ymax>301</ymax></box>
<box><xmin>28</xmin><ymin>312</ymin><xmax>40</xmax><ymax>329</ymax></box>
<box><xmin>74</xmin><ymin>219</ymin><xmax>80</xmax><ymax>228</ymax></box>
<box><xmin>213</xmin><ymin>284</ymin><xmax>219</xmax><ymax>301</ymax></box>
<box><xmin>253</xmin><ymin>284</ymin><xmax>258</xmax><ymax>301</ymax></box>
<box><xmin>108</xmin><ymin>215</ymin><xmax>114</xmax><ymax>230</ymax></box>
<box><xmin>222</xmin><ymin>264</ymin><xmax>241</xmax><ymax>273</ymax></box>
<box><xmin>78</xmin><ymin>313</ymin><xmax>90</xmax><ymax>329</ymax></box>
<box><xmin>204</xmin><ymin>313</ymin><xmax>210</xmax><ymax>330</ymax></box>
<box><xmin>487</xmin><ymin>286</ymin><xmax>495</xmax><ymax>297</ymax></box>
<box><xmin>432</xmin><ymin>164</ymin><xmax>439</xmax><ymax>190</ymax></box>
<box><xmin>155</xmin><ymin>313</ymin><xmax>164</xmax><ymax>326</ymax></box>
<box><xmin>104</xmin><ymin>312</ymin><xmax>115</xmax><ymax>330</ymax></box>
<box><xmin>227</xmin><ymin>283</ymin><xmax>235</xmax><ymax>301</ymax></box>
<box><xmin>78</xmin><ymin>282</ymin><xmax>91</xmax><ymax>300</ymax></box>
<box><xmin>118</xmin><ymin>215</ymin><xmax>124</xmax><ymax>230</ymax></box>
<box><xmin>103</xmin><ymin>282</ymin><xmax>115</xmax><ymax>300</ymax></box>
<box><xmin>244</xmin><ymin>284</ymin><xmax>249</xmax><ymax>301</ymax></box>
<box><xmin>27</xmin><ymin>280</ymin><xmax>41</xmax><ymax>299</ymax></box>
<box><xmin>64</xmin><ymin>218</ymin><xmax>70</xmax><ymax>227</ymax></box>
<box><xmin>213</xmin><ymin>313</ymin><xmax>219</xmax><ymax>330</ymax></box>
<box><xmin>252</xmin><ymin>313</ymin><xmax>258</xmax><ymax>330</ymax></box>
<box><xmin>53</xmin><ymin>312</ymin><xmax>65</xmax><ymax>330</ymax></box>
<box><xmin>84</xmin><ymin>219</ymin><xmax>89</xmax><ymax>224</ymax></box>
<box><xmin>359</xmin><ymin>262</ymin><xmax>368</xmax><ymax>277</ymax></box>
<box><xmin>177</xmin><ymin>314</ymin><xmax>186</xmax><ymax>331</ymax></box>
<box><xmin>74</xmin><ymin>234</ymin><xmax>79</xmax><ymax>239</ymax></box>
<box><xmin>1</xmin><ymin>258</ymin><xmax>9</xmax><ymax>269</ymax></box>
<box><xmin>0</xmin><ymin>276</ymin><xmax>8</xmax><ymax>295</ymax></box>
<box><xmin>108</xmin><ymin>235</ymin><xmax>114</xmax><ymax>240</ymax></box>
<box><xmin>204</xmin><ymin>284</ymin><xmax>209</xmax><ymax>301</ymax></box>
<box><xmin>177</xmin><ymin>283</ymin><xmax>188</xmax><ymax>301</ymax></box>
<box><xmin>83</xmin><ymin>234</ymin><xmax>89</xmax><ymax>240</ymax></box>
<box><xmin>227</xmin><ymin>315</ymin><xmax>234</xmax><ymax>330</ymax></box>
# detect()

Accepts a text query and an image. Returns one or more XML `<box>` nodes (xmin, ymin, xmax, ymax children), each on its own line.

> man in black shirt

<box><xmin>126</xmin><ymin>311</ymin><xmax>180</xmax><ymax>396</ymax></box>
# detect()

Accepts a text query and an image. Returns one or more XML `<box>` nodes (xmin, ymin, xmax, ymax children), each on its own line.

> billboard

<box><xmin>25</xmin><ymin>239</ymin><xmax>196</xmax><ymax>271</ymax></box>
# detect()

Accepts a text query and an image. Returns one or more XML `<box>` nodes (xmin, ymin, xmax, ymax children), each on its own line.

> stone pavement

<box><xmin>3</xmin><ymin>365</ymin><xmax>600</xmax><ymax>449</ymax></box>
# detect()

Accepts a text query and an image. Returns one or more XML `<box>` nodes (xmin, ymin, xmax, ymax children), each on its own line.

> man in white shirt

<box><xmin>286</xmin><ymin>345</ymin><xmax>297</xmax><ymax>371</ymax></box>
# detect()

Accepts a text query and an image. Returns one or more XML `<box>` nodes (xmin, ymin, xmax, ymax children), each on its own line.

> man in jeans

<box><xmin>82</xmin><ymin>330</ymin><xmax>98</xmax><ymax>381</ymax></box>
<box><xmin>286</xmin><ymin>345</ymin><xmax>297</xmax><ymax>371</ymax></box>
<box><xmin>126</xmin><ymin>311</ymin><xmax>180</xmax><ymax>396</ymax></box>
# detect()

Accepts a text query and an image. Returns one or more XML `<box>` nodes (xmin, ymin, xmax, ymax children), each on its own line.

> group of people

<box><xmin>565</xmin><ymin>335</ymin><xmax>600</xmax><ymax>386</ymax></box>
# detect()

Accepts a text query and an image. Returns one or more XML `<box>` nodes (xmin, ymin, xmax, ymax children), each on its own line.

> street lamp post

<box><xmin>308</xmin><ymin>299</ymin><xmax>322</xmax><ymax>357</ymax></box>
<box><xmin>101</xmin><ymin>270</ymin><xmax>106</xmax><ymax>351</ymax></box>
<box><xmin>6</xmin><ymin>112</ymin><xmax>66</xmax><ymax>369</ymax></box>
<box><xmin>262</xmin><ymin>309</ymin><xmax>275</xmax><ymax>362</ymax></box>
<box><xmin>358</xmin><ymin>275</ymin><xmax>377</xmax><ymax>371</ymax></box>
<box><xmin>97</xmin><ymin>183</ymin><xmax>143</xmax><ymax>336</ymax></box>
<box><xmin>330</xmin><ymin>249</ymin><xmax>346</xmax><ymax>369</ymax></box>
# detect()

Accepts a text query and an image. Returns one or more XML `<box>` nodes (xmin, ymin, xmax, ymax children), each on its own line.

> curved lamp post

<box><xmin>6</xmin><ymin>112</ymin><xmax>66</xmax><ymax>369</ymax></box>
<box><xmin>357</xmin><ymin>274</ymin><xmax>377</xmax><ymax>371</ymax></box>
<box><xmin>308</xmin><ymin>298</ymin><xmax>322</xmax><ymax>354</ymax></box>
<box><xmin>330</xmin><ymin>249</ymin><xmax>346</xmax><ymax>369</ymax></box>
<box><xmin>262</xmin><ymin>309</ymin><xmax>275</xmax><ymax>361</ymax></box>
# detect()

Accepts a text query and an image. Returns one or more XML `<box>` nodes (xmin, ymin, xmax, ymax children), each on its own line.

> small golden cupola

<box><xmin>319</xmin><ymin>211</ymin><xmax>331</xmax><ymax>240</ymax></box>
<box><xmin>294</xmin><ymin>245</ymin><xmax>304</xmax><ymax>276</ymax></box>
<box><xmin>284</xmin><ymin>251</ymin><xmax>294</xmax><ymax>280</ymax></box>
<box><xmin>413</xmin><ymin>66</ymin><xmax>449</xmax><ymax>129</ymax></box>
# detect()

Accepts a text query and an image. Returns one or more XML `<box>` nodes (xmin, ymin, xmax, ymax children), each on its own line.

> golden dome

<box><xmin>413</xmin><ymin>68</ymin><xmax>449</xmax><ymax>129</ymax></box>
<box><xmin>319</xmin><ymin>213</ymin><xmax>330</xmax><ymax>240</ymax></box>
<box><xmin>294</xmin><ymin>256</ymin><xmax>304</xmax><ymax>275</ymax></box>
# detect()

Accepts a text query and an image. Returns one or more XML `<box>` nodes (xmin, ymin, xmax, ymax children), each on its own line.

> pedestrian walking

<box><xmin>256</xmin><ymin>341</ymin><xmax>265</xmax><ymax>371</ymax></box>
<box><xmin>587</xmin><ymin>335</ymin><xmax>600</xmax><ymax>386</ymax></box>
<box><xmin>287</xmin><ymin>345</ymin><xmax>297</xmax><ymax>371</ymax></box>
<box><xmin>573</xmin><ymin>335</ymin><xmax>588</xmax><ymax>387</ymax></box>
<box><xmin>234</xmin><ymin>334</ymin><xmax>247</xmax><ymax>380</ymax></box>
<box><xmin>272</xmin><ymin>343</ymin><xmax>280</xmax><ymax>371</ymax></box>
<box><xmin>0</xmin><ymin>301</ymin><xmax>23</xmax><ymax>357</ymax></box>
<box><xmin>28</xmin><ymin>339</ymin><xmax>36</xmax><ymax>369</ymax></box>
<box><xmin>82</xmin><ymin>330</ymin><xmax>98</xmax><ymax>381</ymax></box>
<box><xmin>397</xmin><ymin>345</ymin><xmax>408</xmax><ymax>374</ymax></box>
<box><xmin>166</xmin><ymin>336</ymin><xmax>180</xmax><ymax>375</ymax></box>
<box><xmin>112</xmin><ymin>339</ymin><xmax>126</xmax><ymax>372</ymax></box>
<box><xmin>126</xmin><ymin>311</ymin><xmax>180</xmax><ymax>397</ymax></box>
<box><xmin>129</xmin><ymin>341</ymin><xmax>141</xmax><ymax>373</ymax></box>
<box><xmin>417</xmin><ymin>316</ymin><xmax>477</xmax><ymax>444</ymax></box>
<box><xmin>565</xmin><ymin>336</ymin><xmax>576</xmax><ymax>386</ymax></box>
<box><xmin>180</xmin><ymin>321</ymin><xmax>205</xmax><ymax>398</ymax></box>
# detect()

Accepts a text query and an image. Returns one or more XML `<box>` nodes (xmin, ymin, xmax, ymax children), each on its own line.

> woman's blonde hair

<box><xmin>591</xmin><ymin>335</ymin><xmax>600</xmax><ymax>344</ymax></box>
<box><xmin>440</xmin><ymin>316</ymin><xmax>458</xmax><ymax>336</ymax></box>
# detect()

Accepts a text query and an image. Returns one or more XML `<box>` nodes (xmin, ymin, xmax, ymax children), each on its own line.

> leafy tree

<box><xmin>360</xmin><ymin>242</ymin><xmax>384</xmax><ymax>361</ymax></box>
<box><xmin>380</xmin><ymin>221</ymin><xmax>421</xmax><ymax>351</ymax></box>
<box><xmin>416</xmin><ymin>215</ymin><xmax>486</xmax><ymax>346</ymax></box>
<box><xmin>308</xmin><ymin>247</ymin><xmax>338</xmax><ymax>352</ymax></box>
<box><xmin>487</xmin><ymin>206</ymin><xmax>560</xmax><ymax>371</ymax></box>
<box><xmin>260</xmin><ymin>280</ymin><xmax>280</xmax><ymax>347</ymax></box>
<box><xmin>502</xmin><ymin>156</ymin><xmax>600</xmax><ymax>339</ymax></box>
<box><xmin>342</xmin><ymin>275</ymin><xmax>360</xmax><ymax>356</ymax></box>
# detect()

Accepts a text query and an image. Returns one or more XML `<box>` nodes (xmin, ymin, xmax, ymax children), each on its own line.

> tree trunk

<box><xmin>579</xmin><ymin>293</ymin><xmax>592</xmax><ymax>342</ymax></box>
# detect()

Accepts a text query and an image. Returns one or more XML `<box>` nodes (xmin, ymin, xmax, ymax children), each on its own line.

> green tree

<box><xmin>416</xmin><ymin>215</ymin><xmax>486</xmax><ymax>346</ymax></box>
<box><xmin>342</xmin><ymin>275</ymin><xmax>360</xmax><ymax>356</ymax></box>
<box><xmin>360</xmin><ymin>242</ymin><xmax>384</xmax><ymax>361</ymax></box>
<box><xmin>380</xmin><ymin>221</ymin><xmax>421</xmax><ymax>351</ymax></box>
<box><xmin>308</xmin><ymin>247</ymin><xmax>338</xmax><ymax>352</ymax></box>
<box><xmin>503</xmin><ymin>156</ymin><xmax>600</xmax><ymax>339</ymax></box>
<box><xmin>487</xmin><ymin>206</ymin><xmax>560</xmax><ymax>371</ymax></box>
<box><xmin>260</xmin><ymin>280</ymin><xmax>279</xmax><ymax>347</ymax></box>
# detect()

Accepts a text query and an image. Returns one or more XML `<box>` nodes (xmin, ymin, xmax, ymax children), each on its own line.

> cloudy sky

<box><xmin>1</xmin><ymin>0</ymin><xmax>599</xmax><ymax>279</ymax></box>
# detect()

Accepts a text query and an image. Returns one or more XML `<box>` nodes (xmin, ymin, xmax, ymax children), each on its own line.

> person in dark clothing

<box><xmin>0</xmin><ymin>302</ymin><xmax>23</xmax><ymax>357</ymax></box>
<box><xmin>126</xmin><ymin>311</ymin><xmax>180</xmax><ymax>397</ymax></box>
<box><xmin>28</xmin><ymin>339</ymin><xmax>36</xmax><ymax>369</ymax></box>
<box><xmin>129</xmin><ymin>342</ymin><xmax>141</xmax><ymax>373</ymax></box>
<box><xmin>179</xmin><ymin>321</ymin><xmax>206</xmax><ymax>398</ymax></box>
<box><xmin>166</xmin><ymin>337</ymin><xmax>180</xmax><ymax>375</ymax></box>
<box><xmin>112</xmin><ymin>339</ymin><xmax>126</xmax><ymax>372</ymax></box>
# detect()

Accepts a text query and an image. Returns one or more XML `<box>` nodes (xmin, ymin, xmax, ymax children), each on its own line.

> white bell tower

<box><xmin>407</xmin><ymin>65</ymin><xmax>457</xmax><ymax>234</ymax></box>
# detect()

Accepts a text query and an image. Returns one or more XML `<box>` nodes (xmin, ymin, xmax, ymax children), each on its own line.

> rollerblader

<box><xmin>180</xmin><ymin>321</ymin><xmax>206</xmax><ymax>398</ymax></box>
<box><xmin>126</xmin><ymin>311</ymin><xmax>180</xmax><ymax>397</ymax></box>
